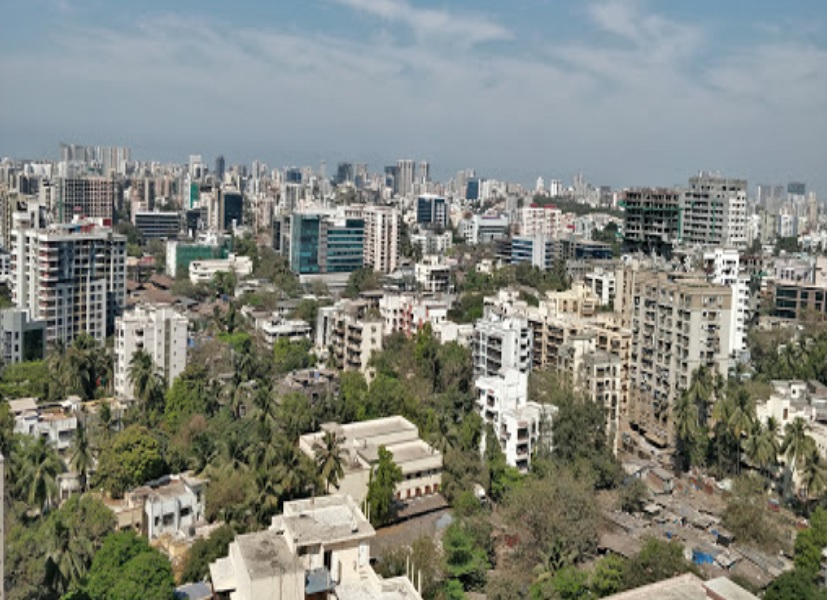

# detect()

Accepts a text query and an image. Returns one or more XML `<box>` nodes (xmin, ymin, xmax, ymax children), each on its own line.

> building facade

<box><xmin>0</xmin><ymin>309</ymin><xmax>46</xmax><ymax>364</ymax></box>
<box><xmin>473</xmin><ymin>312</ymin><xmax>533</xmax><ymax>378</ymax></box>
<box><xmin>682</xmin><ymin>174</ymin><xmax>747</xmax><ymax>249</ymax></box>
<box><xmin>621</xmin><ymin>188</ymin><xmax>682</xmax><ymax>255</ymax></box>
<box><xmin>362</xmin><ymin>206</ymin><xmax>399</xmax><ymax>274</ymax></box>
<box><xmin>114</xmin><ymin>304</ymin><xmax>188</xmax><ymax>399</ymax></box>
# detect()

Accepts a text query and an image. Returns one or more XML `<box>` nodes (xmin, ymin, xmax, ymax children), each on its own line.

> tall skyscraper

<box><xmin>681</xmin><ymin>173</ymin><xmax>747</xmax><ymax>249</ymax></box>
<box><xmin>11</xmin><ymin>221</ymin><xmax>127</xmax><ymax>344</ymax></box>
<box><xmin>363</xmin><ymin>205</ymin><xmax>400</xmax><ymax>274</ymax></box>
<box><xmin>54</xmin><ymin>177</ymin><xmax>122</xmax><ymax>223</ymax></box>
<box><xmin>396</xmin><ymin>159</ymin><xmax>415</xmax><ymax>197</ymax></box>
<box><xmin>417</xmin><ymin>161</ymin><xmax>430</xmax><ymax>185</ymax></box>
<box><xmin>416</xmin><ymin>194</ymin><xmax>447</xmax><ymax>228</ymax></box>
<box><xmin>215</xmin><ymin>155</ymin><xmax>226</xmax><ymax>181</ymax></box>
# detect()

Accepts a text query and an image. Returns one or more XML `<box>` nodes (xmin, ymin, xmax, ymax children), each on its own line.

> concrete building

<box><xmin>379</xmin><ymin>294</ymin><xmax>449</xmax><ymax>338</ymax></box>
<box><xmin>317</xmin><ymin>301</ymin><xmax>384</xmax><ymax>374</ymax></box>
<box><xmin>11</xmin><ymin>398</ymin><xmax>78</xmax><ymax>454</ymax></box>
<box><xmin>289</xmin><ymin>210</ymin><xmax>365</xmax><ymax>275</ymax></box>
<box><xmin>165</xmin><ymin>239</ymin><xmax>228</xmax><ymax>278</ymax></box>
<box><xmin>584</xmin><ymin>268</ymin><xmax>617</xmax><ymax>307</ymax></box>
<box><xmin>53</xmin><ymin>177</ymin><xmax>122</xmax><ymax>223</ymax></box>
<box><xmin>414</xmin><ymin>255</ymin><xmax>452</xmax><ymax>294</ymax></box>
<box><xmin>299</xmin><ymin>416</ymin><xmax>443</xmax><ymax>503</ymax></box>
<box><xmin>189</xmin><ymin>253</ymin><xmax>252</xmax><ymax>285</ymax></box>
<box><xmin>209</xmin><ymin>494</ymin><xmax>422</xmax><ymax>600</ymax></box>
<box><xmin>473</xmin><ymin>312</ymin><xmax>532</xmax><ymax>378</ymax></box>
<box><xmin>500</xmin><ymin>235</ymin><xmax>554</xmax><ymax>270</ymax></box>
<box><xmin>0</xmin><ymin>308</ymin><xmax>46</xmax><ymax>364</ymax></box>
<box><xmin>362</xmin><ymin>205</ymin><xmax>399</xmax><ymax>274</ymax></box>
<box><xmin>415</xmin><ymin>194</ymin><xmax>447</xmax><ymax>228</ymax></box>
<box><xmin>114</xmin><ymin>304</ymin><xmax>188</xmax><ymax>399</ymax></box>
<box><xmin>682</xmin><ymin>174</ymin><xmax>747</xmax><ymax>249</ymax></box>
<box><xmin>460</xmin><ymin>214</ymin><xmax>510</xmax><ymax>245</ymax></box>
<box><xmin>11</xmin><ymin>220</ymin><xmax>127</xmax><ymax>344</ymax></box>
<box><xmin>621</xmin><ymin>188</ymin><xmax>682</xmax><ymax>255</ymax></box>
<box><xmin>626</xmin><ymin>272</ymin><xmax>734</xmax><ymax>448</ymax></box>
<box><xmin>410</xmin><ymin>230</ymin><xmax>452</xmax><ymax>255</ymax></box>
<box><xmin>136</xmin><ymin>473</ymin><xmax>208</xmax><ymax>540</ymax></box>
<box><xmin>703</xmin><ymin>248</ymin><xmax>750</xmax><ymax>352</ymax></box>
<box><xmin>246</xmin><ymin>310</ymin><xmax>312</xmax><ymax>346</ymax></box>
<box><xmin>603</xmin><ymin>573</ymin><xmax>757</xmax><ymax>600</ymax></box>
<box><xmin>133</xmin><ymin>211</ymin><xmax>180</xmax><ymax>240</ymax></box>
<box><xmin>518</xmin><ymin>205</ymin><xmax>563</xmax><ymax>238</ymax></box>
<box><xmin>397</xmin><ymin>159</ymin><xmax>415</xmax><ymax>197</ymax></box>
<box><xmin>475</xmin><ymin>369</ymin><xmax>555</xmax><ymax>472</ymax></box>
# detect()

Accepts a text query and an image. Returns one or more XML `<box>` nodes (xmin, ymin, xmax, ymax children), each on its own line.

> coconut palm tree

<box><xmin>316</xmin><ymin>431</ymin><xmax>346</xmax><ymax>492</ymax></box>
<box><xmin>800</xmin><ymin>446</ymin><xmax>827</xmax><ymax>508</ymax></box>
<box><xmin>16</xmin><ymin>436</ymin><xmax>65</xmax><ymax>513</ymax></box>
<box><xmin>45</xmin><ymin>517</ymin><xmax>94</xmax><ymax>595</ymax></box>
<box><xmin>128</xmin><ymin>349</ymin><xmax>156</xmax><ymax>403</ymax></box>
<box><xmin>70</xmin><ymin>419</ymin><xmax>94</xmax><ymax>492</ymax></box>
<box><xmin>727</xmin><ymin>387</ymin><xmax>755</xmax><ymax>474</ymax></box>
<box><xmin>782</xmin><ymin>417</ymin><xmax>813</xmax><ymax>472</ymax></box>
<box><xmin>47</xmin><ymin>340</ymin><xmax>73</xmax><ymax>400</ymax></box>
<box><xmin>673</xmin><ymin>391</ymin><xmax>697</xmax><ymax>471</ymax></box>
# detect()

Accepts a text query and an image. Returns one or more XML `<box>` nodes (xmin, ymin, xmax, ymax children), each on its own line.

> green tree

<box><xmin>722</xmin><ymin>474</ymin><xmax>782</xmax><ymax>551</ymax></box>
<box><xmin>442</xmin><ymin>522</ymin><xmax>490</xmax><ymax>591</ymax></box>
<box><xmin>0</xmin><ymin>400</ymin><xmax>15</xmax><ymax>457</ymax></box>
<box><xmin>94</xmin><ymin>425</ymin><xmax>167</xmax><ymax>497</ymax></box>
<box><xmin>315</xmin><ymin>431</ymin><xmax>346</xmax><ymax>493</ymax></box>
<box><xmin>622</xmin><ymin>538</ymin><xmax>691</xmax><ymax>590</ymax></box>
<box><xmin>84</xmin><ymin>531</ymin><xmax>174</xmax><ymax>600</ymax></box>
<box><xmin>164</xmin><ymin>364</ymin><xmax>214</xmax><ymax>431</ymax></box>
<box><xmin>532</xmin><ymin>565</ymin><xmax>590</xmax><ymax>600</ymax></box>
<box><xmin>70</xmin><ymin>419</ymin><xmax>94</xmax><ymax>491</ymax></box>
<box><xmin>14</xmin><ymin>435</ymin><xmax>65</xmax><ymax>513</ymax></box>
<box><xmin>180</xmin><ymin>525</ymin><xmax>235</xmax><ymax>584</ymax></box>
<box><xmin>794</xmin><ymin>508</ymin><xmax>827</xmax><ymax>577</ymax></box>
<box><xmin>367</xmin><ymin>446</ymin><xmax>403</xmax><ymax>526</ymax></box>
<box><xmin>272</xmin><ymin>338</ymin><xmax>316</xmax><ymax>374</ymax></box>
<box><xmin>128</xmin><ymin>349</ymin><xmax>165</xmax><ymax>418</ymax></box>
<box><xmin>591</xmin><ymin>554</ymin><xmax>626</xmax><ymax>597</ymax></box>
<box><xmin>800</xmin><ymin>447</ymin><xmax>827</xmax><ymax>507</ymax></box>
<box><xmin>764</xmin><ymin>569</ymin><xmax>823</xmax><ymax>600</ymax></box>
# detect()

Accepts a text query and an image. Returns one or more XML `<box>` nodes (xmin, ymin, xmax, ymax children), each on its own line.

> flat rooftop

<box><xmin>603</xmin><ymin>573</ymin><xmax>705</xmax><ymax>599</ymax></box>
<box><xmin>358</xmin><ymin>439</ymin><xmax>441</xmax><ymax>469</ymax></box>
<box><xmin>279</xmin><ymin>494</ymin><xmax>374</xmax><ymax>546</ymax></box>
<box><xmin>235</xmin><ymin>529</ymin><xmax>302</xmax><ymax>579</ymax></box>
<box><xmin>323</xmin><ymin>416</ymin><xmax>418</xmax><ymax>442</ymax></box>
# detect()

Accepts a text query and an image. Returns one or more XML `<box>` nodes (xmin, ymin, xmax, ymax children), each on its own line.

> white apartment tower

<box><xmin>363</xmin><ymin>206</ymin><xmax>399</xmax><ymax>274</ymax></box>
<box><xmin>396</xmin><ymin>159</ymin><xmax>415</xmax><ymax>197</ymax></box>
<box><xmin>519</xmin><ymin>205</ymin><xmax>563</xmax><ymax>238</ymax></box>
<box><xmin>703</xmin><ymin>248</ymin><xmax>749</xmax><ymax>354</ymax></box>
<box><xmin>473</xmin><ymin>312</ymin><xmax>533</xmax><ymax>378</ymax></box>
<box><xmin>11</xmin><ymin>221</ymin><xmax>127</xmax><ymax>345</ymax></box>
<box><xmin>115</xmin><ymin>304</ymin><xmax>188</xmax><ymax>399</ymax></box>
<box><xmin>682</xmin><ymin>174</ymin><xmax>747</xmax><ymax>249</ymax></box>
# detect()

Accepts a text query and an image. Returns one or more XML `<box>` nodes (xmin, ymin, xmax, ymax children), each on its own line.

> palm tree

<box><xmin>712</xmin><ymin>394</ymin><xmax>735</xmax><ymax>476</ymax></box>
<box><xmin>45</xmin><ymin>517</ymin><xmax>94</xmax><ymax>595</ymax></box>
<box><xmin>727</xmin><ymin>387</ymin><xmax>755</xmax><ymax>474</ymax></box>
<box><xmin>48</xmin><ymin>340</ymin><xmax>73</xmax><ymax>400</ymax></box>
<box><xmin>128</xmin><ymin>349</ymin><xmax>156</xmax><ymax>403</ymax></box>
<box><xmin>16</xmin><ymin>436</ymin><xmax>65</xmax><ymax>513</ymax></box>
<box><xmin>316</xmin><ymin>431</ymin><xmax>346</xmax><ymax>492</ymax></box>
<box><xmin>70</xmin><ymin>419</ymin><xmax>94</xmax><ymax>491</ymax></box>
<box><xmin>673</xmin><ymin>391</ymin><xmax>697</xmax><ymax>472</ymax></box>
<box><xmin>800</xmin><ymin>447</ymin><xmax>827</xmax><ymax>508</ymax></box>
<box><xmin>782</xmin><ymin>417</ymin><xmax>813</xmax><ymax>472</ymax></box>
<box><xmin>685</xmin><ymin>365</ymin><xmax>713</xmax><ymax>425</ymax></box>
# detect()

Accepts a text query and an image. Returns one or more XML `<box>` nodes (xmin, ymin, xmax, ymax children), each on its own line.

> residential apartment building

<box><xmin>114</xmin><ymin>304</ymin><xmax>188</xmax><ymax>399</ymax></box>
<box><xmin>460</xmin><ymin>214</ymin><xmax>510</xmax><ymax>245</ymax></box>
<box><xmin>621</xmin><ymin>188</ymin><xmax>682</xmax><ymax>255</ymax></box>
<box><xmin>316</xmin><ymin>300</ymin><xmax>383</xmax><ymax>374</ymax></box>
<box><xmin>189</xmin><ymin>253</ymin><xmax>253</xmax><ymax>284</ymax></box>
<box><xmin>473</xmin><ymin>312</ymin><xmax>533</xmax><ymax>378</ymax></box>
<box><xmin>583</xmin><ymin>268</ymin><xmax>617</xmax><ymax>307</ymax></box>
<box><xmin>682</xmin><ymin>174</ymin><xmax>747</xmax><ymax>249</ymax></box>
<box><xmin>414</xmin><ymin>255</ymin><xmax>452</xmax><ymax>294</ymax></box>
<box><xmin>518</xmin><ymin>205</ymin><xmax>563</xmax><ymax>238</ymax></box>
<box><xmin>410</xmin><ymin>230</ymin><xmax>452</xmax><ymax>255</ymax></box>
<box><xmin>299</xmin><ymin>416</ymin><xmax>442</xmax><ymax>503</ymax></box>
<box><xmin>209</xmin><ymin>494</ymin><xmax>422</xmax><ymax>600</ymax></box>
<box><xmin>626</xmin><ymin>272</ymin><xmax>734</xmax><ymax>448</ymax></box>
<box><xmin>703</xmin><ymin>248</ymin><xmax>750</xmax><ymax>352</ymax></box>
<box><xmin>0</xmin><ymin>308</ymin><xmax>46</xmax><ymax>364</ymax></box>
<box><xmin>11</xmin><ymin>220</ymin><xmax>127</xmax><ymax>344</ymax></box>
<box><xmin>773</xmin><ymin>280</ymin><xmax>827</xmax><ymax>321</ymax></box>
<box><xmin>53</xmin><ymin>177</ymin><xmax>122</xmax><ymax>223</ymax></box>
<box><xmin>378</xmin><ymin>294</ymin><xmax>449</xmax><ymax>338</ymax></box>
<box><xmin>132</xmin><ymin>211</ymin><xmax>180</xmax><ymax>240</ymax></box>
<box><xmin>475</xmin><ymin>369</ymin><xmax>555</xmax><ymax>472</ymax></box>
<box><xmin>502</xmin><ymin>235</ymin><xmax>554</xmax><ymax>269</ymax></box>
<box><xmin>362</xmin><ymin>205</ymin><xmax>399</xmax><ymax>274</ymax></box>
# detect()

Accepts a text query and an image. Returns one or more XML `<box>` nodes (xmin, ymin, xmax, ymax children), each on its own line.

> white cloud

<box><xmin>0</xmin><ymin>1</ymin><xmax>824</xmax><ymax>192</ymax></box>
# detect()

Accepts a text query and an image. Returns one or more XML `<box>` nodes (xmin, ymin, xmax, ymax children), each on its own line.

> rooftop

<box><xmin>278</xmin><ymin>494</ymin><xmax>374</xmax><ymax>546</ymax></box>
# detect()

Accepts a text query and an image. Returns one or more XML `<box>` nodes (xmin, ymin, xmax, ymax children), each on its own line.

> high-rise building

<box><xmin>0</xmin><ymin>309</ymin><xmax>46</xmax><ymax>365</ymax></box>
<box><xmin>11</xmin><ymin>221</ymin><xmax>127</xmax><ymax>345</ymax></box>
<box><xmin>703</xmin><ymin>248</ymin><xmax>749</xmax><ymax>354</ymax></box>
<box><xmin>215</xmin><ymin>155</ymin><xmax>226</xmax><ymax>181</ymax></box>
<box><xmin>396</xmin><ymin>159</ymin><xmax>415</xmax><ymax>197</ymax></box>
<box><xmin>623</xmin><ymin>272</ymin><xmax>734</xmax><ymax>448</ymax></box>
<box><xmin>363</xmin><ymin>205</ymin><xmax>399</xmax><ymax>274</ymax></box>
<box><xmin>621</xmin><ymin>188</ymin><xmax>682</xmax><ymax>255</ymax></box>
<box><xmin>681</xmin><ymin>174</ymin><xmax>747</xmax><ymax>249</ymax></box>
<box><xmin>336</xmin><ymin>162</ymin><xmax>354</xmax><ymax>185</ymax></box>
<box><xmin>289</xmin><ymin>211</ymin><xmax>365</xmax><ymax>274</ymax></box>
<box><xmin>417</xmin><ymin>160</ymin><xmax>430</xmax><ymax>185</ymax></box>
<box><xmin>209</xmin><ymin>188</ymin><xmax>244</xmax><ymax>232</ymax></box>
<box><xmin>518</xmin><ymin>205</ymin><xmax>563</xmax><ymax>238</ymax></box>
<box><xmin>473</xmin><ymin>312</ymin><xmax>533</xmax><ymax>378</ymax></box>
<box><xmin>416</xmin><ymin>194</ymin><xmax>447</xmax><ymax>228</ymax></box>
<box><xmin>114</xmin><ymin>304</ymin><xmax>188</xmax><ymax>399</ymax></box>
<box><xmin>54</xmin><ymin>177</ymin><xmax>122</xmax><ymax>223</ymax></box>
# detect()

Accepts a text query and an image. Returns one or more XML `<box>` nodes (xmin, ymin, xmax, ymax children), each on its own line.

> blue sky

<box><xmin>1</xmin><ymin>0</ymin><xmax>826</xmax><ymax>193</ymax></box>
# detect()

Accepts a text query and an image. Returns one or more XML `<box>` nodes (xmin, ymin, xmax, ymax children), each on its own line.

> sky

<box><xmin>0</xmin><ymin>0</ymin><xmax>826</xmax><ymax>193</ymax></box>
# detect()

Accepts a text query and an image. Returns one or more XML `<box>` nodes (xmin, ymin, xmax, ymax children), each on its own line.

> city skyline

<box><xmin>1</xmin><ymin>0</ymin><xmax>826</xmax><ymax>193</ymax></box>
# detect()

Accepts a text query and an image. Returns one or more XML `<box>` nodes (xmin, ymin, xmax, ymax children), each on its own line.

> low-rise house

<box><xmin>11</xmin><ymin>398</ymin><xmax>78</xmax><ymax>453</ymax></box>
<box><xmin>299</xmin><ymin>416</ymin><xmax>443</xmax><ymax>504</ymax></box>
<box><xmin>244</xmin><ymin>308</ymin><xmax>312</xmax><ymax>345</ymax></box>
<box><xmin>209</xmin><ymin>494</ymin><xmax>422</xmax><ymax>600</ymax></box>
<box><xmin>106</xmin><ymin>472</ymin><xmax>208</xmax><ymax>541</ymax></box>
<box><xmin>414</xmin><ymin>255</ymin><xmax>452</xmax><ymax>294</ymax></box>
<box><xmin>277</xmin><ymin>369</ymin><xmax>339</xmax><ymax>404</ymax></box>
<box><xmin>189</xmin><ymin>253</ymin><xmax>253</xmax><ymax>285</ymax></box>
